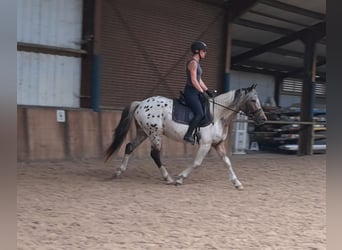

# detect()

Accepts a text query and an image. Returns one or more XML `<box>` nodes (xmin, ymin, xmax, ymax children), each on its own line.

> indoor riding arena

<box><xmin>17</xmin><ymin>153</ymin><xmax>325</xmax><ymax>249</ymax></box>
<box><xmin>17</xmin><ymin>0</ymin><xmax>326</xmax><ymax>249</ymax></box>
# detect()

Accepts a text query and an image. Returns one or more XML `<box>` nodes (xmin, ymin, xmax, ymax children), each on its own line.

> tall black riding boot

<box><xmin>183</xmin><ymin>116</ymin><xmax>202</xmax><ymax>145</ymax></box>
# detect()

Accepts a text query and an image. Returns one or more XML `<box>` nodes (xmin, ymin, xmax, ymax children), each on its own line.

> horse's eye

<box><xmin>251</xmin><ymin>100</ymin><xmax>256</xmax><ymax>103</ymax></box>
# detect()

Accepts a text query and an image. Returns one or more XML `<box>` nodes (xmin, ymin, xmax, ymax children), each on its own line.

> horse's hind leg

<box><xmin>113</xmin><ymin>128</ymin><xmax>147</xmax><ymax>178</ymax></box>
<box><xmin>213</xmin><ymin>142</ymin><xmax>243</xmax><ymax>190</ymax></box>
<box><xmin>150</xmin><ymin>138</ymin><xmax>174</xmax><ymax>184</ymax></box>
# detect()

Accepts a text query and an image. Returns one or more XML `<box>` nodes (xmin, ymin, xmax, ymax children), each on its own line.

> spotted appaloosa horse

<box><xmin>104</xmin><ymin>84</ymin><xmax>266</xmax><ymax>189</ymax></box>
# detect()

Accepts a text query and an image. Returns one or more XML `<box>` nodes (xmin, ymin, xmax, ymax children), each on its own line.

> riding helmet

<box><xmin>191</xmin><ymin>41</ymin><xmax>208</xmax><ymax>54</ymax></box>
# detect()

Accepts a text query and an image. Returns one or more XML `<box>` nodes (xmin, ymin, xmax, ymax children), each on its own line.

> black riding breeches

<box><xmin>184</xmin><ymin>85</ymin><xmax>204</xmax><ymax>120</ymax></box>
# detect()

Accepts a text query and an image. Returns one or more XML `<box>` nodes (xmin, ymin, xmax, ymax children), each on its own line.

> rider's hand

<box><xmin>201</xmin><ymin>92</ymin><xmax>210</xmax><ymax>100</ymax></box>
<box><xmin>206</xmin><ymin>90</ymin><xmax>215</xmax><ymax>98</ymax></box>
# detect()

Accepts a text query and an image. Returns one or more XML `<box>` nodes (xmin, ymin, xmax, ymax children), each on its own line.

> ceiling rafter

<box><xmin>225</xmin><ymin>0</ymin><xmax>259</xmax><ymax>21</ymax></box>
<box><xmin>278</xmin><ymin>58</ymin><xmax>326</xmax><ymax>79</ymax></box>
<box><xmin>193</xmin><ymin>0</ymin><xmax>225</xmax><ymax>8</ymax></box>
<box><xmin>234</xmin><ymin>18</ymin><xmax>293</xmax><ymax>35</ymax></box>
<box><xmin>231</xmin><ymin>21</ymin><xmax>325</xmax><ymax>64</ymax></box>
<box><xmin>231</xmin><ymin>64</ymin><xmax>280</xmax><ymax>75</ymax></box>
<box><xmin>236</xmin><ymin>60</ymin><xmax>296</xmax><ymax>71</ymax></box>
<box><xmin>232</xmin><ymin>39</ymin><xmax>326</xmax><ymax>61</ymax></box>
<box><xmin>233</xmin><ymin>18</ymin><xmax>326</xmax><ymax>45</ymax></box>
<box><xmin>231</xmin><ymin>61</ymin><xmax>326</xmax><ymax>82</ymax></box>
<box><xmin>233</xmin><ymin>59</ymin><xmax>325</xmax><ymax>76</ymax></box>
<box><xmin>259</xmin><ymin>0</ymin><xmax>325</xmax><ymax>20</ymax></box>
<box><xmin>191</xmin><ymin>0</ymin><xmax>326</xmax><ymax>81</ymax></box>
<box><xmin>247</xmin><ymin>9</ymin><xmax>308</xmax><ymax>27</ymax></box>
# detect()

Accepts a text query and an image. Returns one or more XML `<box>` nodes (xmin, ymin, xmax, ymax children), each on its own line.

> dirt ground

<box><xmin>17</xmin><ymin>153</ymin><xmax>326</xmax><ymax>250</ymax></box>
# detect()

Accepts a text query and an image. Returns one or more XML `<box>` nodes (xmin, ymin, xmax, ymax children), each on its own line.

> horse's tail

<box><xmin>104</xmin><ymin>101</ymin><xmax>141</xmax><ymax>162</ymax></box>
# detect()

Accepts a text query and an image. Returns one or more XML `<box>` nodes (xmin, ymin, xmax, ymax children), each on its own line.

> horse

<box><xmin>104</xmin><ymin>84</ymin><xmax>267</xmax><ymax>189</ymax></box>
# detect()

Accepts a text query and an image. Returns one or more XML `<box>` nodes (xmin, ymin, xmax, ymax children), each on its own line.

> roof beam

<box><xmin>233</xmin><ymin>39</ymin><xmax>303</xmax><ymax>58</ymax></box>
<box><xmin>225</xmin><ymin>0</ymin><xmax>259</xmax><ymax>21</ymax></box>
<box><xmin>232</xmin><ymin>39</ymin><xmax>326</xmax><ymax>61</ymax></box>
<box><xmin>233</xmin><ymin>18</ymin><xmax>326</xmax><ymax>45</ymax></box>
<box><xmin>248</xmin><ymin>10</ymin><xmax>308</xmax><ymax>27</ymax></box>
<box><xmin>231</xmin><ymin>62</ymin><xmax>326</xmax><ymax>81</ymax></box>
<box><xmin>234</xmin><ymin>18</ymin><xmax>293</xmax><ymax>35</ymax></box>
<box><xmin>231</xmin><ymin>21</ymin><xmax>325</xmax><ymax>64</ymax></box>
<box><xmin>231</xmin><ymin>64</ymin><xmax>280</xmax><ymax>75</ymax></box>
<box><xmin>278</xmin><ymin>58</ymin><xmax>326</xmax><ymax>79</ymax></box>
<box><xmin>259</xmin><ymin>0</ymin><xmax>325</xmax><ymax>20</ymax></box>
<box><xmin>234</xmin><ymin>60</ymin><xmax>297</xmax><ymax>72</ymax></box>
<box><xmin>193</xmin><ymin>0</ymin><xmax>225</xmax><ymax>8</ymax></box>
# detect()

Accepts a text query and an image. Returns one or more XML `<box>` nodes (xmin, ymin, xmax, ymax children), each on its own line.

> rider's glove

<box><xmin>206</xmin><ymin>90</ymin><xmax>215</xmax><ymax>98</ymax></box>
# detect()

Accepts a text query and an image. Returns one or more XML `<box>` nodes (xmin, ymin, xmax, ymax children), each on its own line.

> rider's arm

<box><xmin>199</xmin><ymin>78</ymin><xmax>208</xmax><ymax>92</ymax></box>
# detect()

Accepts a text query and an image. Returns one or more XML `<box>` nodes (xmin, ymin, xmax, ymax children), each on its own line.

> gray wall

<box><xmin>230</xmin><ymin>70</ymin><xmax>275</xmax><ymax>105</ymax></box>
<box><xmin>17</xmin><ymin>0</ymin><xmax>83</xmax><ymax>107</ymax></box>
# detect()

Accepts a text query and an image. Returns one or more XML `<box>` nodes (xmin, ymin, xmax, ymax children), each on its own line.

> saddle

<box><xmin>172</xmin><ymin>91</ymin><xmax>213</xmax><ymax>127</ymax></box>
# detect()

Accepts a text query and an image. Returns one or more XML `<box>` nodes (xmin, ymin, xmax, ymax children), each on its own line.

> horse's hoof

<box><xmin>175</xmin><ymin>179</ymin><xmax>183</xmax><ymax>186</ymax></box>
<box><xmin>109</xmin><ymin>174</ymin><xmax>118</xmax><ymax>180</ymax></box>
<box><xmin>110</xmin><ymin>171</ymin><xmax>122</xmax><ymax>180</ymax></box>
<box><xmin>232</xmin><ymin>179</ymin><xmax>243</xmax><ymax>190</ymax></box>
<box><xmin>165</xmin><ymin>178</ymin><xmax>175</xmax><ymax>185</ymax></box>
<box><xmin>162</xmin><ymin>175</ymin><xmax>174</xmax><ymax>185</ymax></box>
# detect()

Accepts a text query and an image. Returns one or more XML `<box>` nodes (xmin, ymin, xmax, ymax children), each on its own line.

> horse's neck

<box><xmin>212</xmin><ymin>90</ymin><xmax>238</xmax><ymax>122</ymax></box>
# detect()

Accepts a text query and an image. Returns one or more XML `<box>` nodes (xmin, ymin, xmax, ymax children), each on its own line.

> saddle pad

<box><xmin>172</xmin><ymin>99</ymin><xmax>212</xmax><ymax>127</ymax></box>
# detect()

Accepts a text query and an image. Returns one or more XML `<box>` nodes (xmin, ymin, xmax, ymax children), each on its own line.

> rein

<box><xmin>209</xmin><ymin>99</ymin><xmax>240</xmax><ymax>113</ymax></box>
<box><xmin>207</xmin><ymin>98</ymin><xmax>242</xmax><ymax>125</ymax></box>
<box><xmin>209</xmin><ymin>98</ymin><xmax>264</xmax><ymax>118</ymax></box>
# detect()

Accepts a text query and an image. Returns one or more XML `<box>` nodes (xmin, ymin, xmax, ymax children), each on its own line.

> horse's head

<box><xmin>237</xmin><ymin>84</ymin><xmax>267</xmax><ymax>126</ymax></box>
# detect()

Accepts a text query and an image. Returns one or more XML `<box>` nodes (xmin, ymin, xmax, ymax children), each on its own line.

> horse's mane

<box><xmin>233</xmin><ymin>89</ymin><xmax>242</xmax><ymax>106</ymax></box>
<box><xmin>232</xmin><ymin>87</ymin><xmax>255</xmax><ymax>106</ymax></box>
<box><xmin>215</xmin><ymin>89</ymin><xmax>240</xmax><ymax>108</ymax></box>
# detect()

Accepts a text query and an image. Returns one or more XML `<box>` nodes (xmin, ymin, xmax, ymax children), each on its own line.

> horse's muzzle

<box><xmin>255</xmin><ymin>117</ymin><xmax>266</xmax><ymax>126</ymax></box>
<box><xmin>253</xmin><ymin>110</ymin><xmax>267</xmax><ymax>126</ymax></box>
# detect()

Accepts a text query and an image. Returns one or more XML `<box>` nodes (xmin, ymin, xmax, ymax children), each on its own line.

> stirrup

<box><xmin>184</xmin><ymin>134</ymin><xmax>195</xmax><ymax>145</ymax></box>
<box><xmin>194</xmin><ymin>131</ymin><xmax>201</xmax><ymax>144</ymax></box>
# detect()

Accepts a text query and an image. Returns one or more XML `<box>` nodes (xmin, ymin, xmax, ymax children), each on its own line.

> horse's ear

<box><xmin>234</xmin><ymin>89</ymin><xmax>242</xmax><ymax>101</ymax></box>
<box><xmin>245</xmin><ymin>84</ymin><xmax>255</xmax><ymax>92</ymax></box>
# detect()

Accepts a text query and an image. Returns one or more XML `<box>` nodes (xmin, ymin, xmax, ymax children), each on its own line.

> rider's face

<box><xmin>200</xmin><ymin>50</ymin><xmax>207</xmax><ymax>58</ymax></box>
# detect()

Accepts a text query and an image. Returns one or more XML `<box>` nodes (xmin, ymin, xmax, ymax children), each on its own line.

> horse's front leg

<box><xmin>150</xmin><ymin>146</ymin><xmax>175</xmax><ymax>185</ymax></box>
<box><xmin>176</xmin><ymin>143</ymin><xmax>211</xmax><ymax>185</ymax></box>
<box><xmin>213</xmin><ymin>142</ymin><xmax>243</xmax><ymax>190</ymax></box>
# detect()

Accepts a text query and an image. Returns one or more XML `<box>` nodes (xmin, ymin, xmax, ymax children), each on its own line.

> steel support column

<box><xmin>298</xmin><ymin>31</ymin><xmax>317</xmax><ymax>155</ymax></box>
<box><xmin>91</xmin><ymin>0</ymin><xmax>103</xmax><ymax>112</ymax></box>
<box><xmin>80</xmin><ymin>0</ymin><xmax>95</xmax><ymax>108</ymax></box>
<box><xmin>223</xmin><ymin>11</ymin><xmax>233</xmax><ymax>92</ymax></box>
<box><xmin>274</xmin><ymin>77</ymin><xmax>282</xmax><ymax>106</ymax></box>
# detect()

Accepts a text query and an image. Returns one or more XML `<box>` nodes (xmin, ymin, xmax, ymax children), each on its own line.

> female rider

<box><xmin>183</xmin><ymin>41</ymin><xmax>213</xmax><ymax>144</ymax></box>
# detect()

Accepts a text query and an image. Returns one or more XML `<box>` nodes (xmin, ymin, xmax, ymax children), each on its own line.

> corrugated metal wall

<box><xmin>17</xmin><ymin>52</ymin><xmax>81</xmax><ymax>107</ymax></box>
<box><xmin>17</xmin><ymin>0</ymin><xmax>83</xmax><ymax>107</ymax></box>
<box><xmin>17</xmin><ymin>0</ymin><xmax>83</xmax><ymax>48</ymax></box>
<box><xmin>230</xmin><ymin>70</ymin><xmax>275</xmax><ymax>105</ymax></box>
<box><xmin>279</xmin><ymin>78</ymin><xmax>326</xmax><ymax>107</ymax></box>
<box><xmin>100</xmin><ymin>0</ymin><xmax>226</xmax><ymax>109</ymax></box>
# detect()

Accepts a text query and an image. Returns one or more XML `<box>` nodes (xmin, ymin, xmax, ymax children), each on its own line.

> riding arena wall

<box><xmin>17</xmin><ymin>106</ymin><xmax>220</xmax><ymax>162</ymax></box>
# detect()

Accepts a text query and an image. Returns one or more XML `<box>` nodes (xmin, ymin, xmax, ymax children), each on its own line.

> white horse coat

<box><xmin>105</xmin><ymin>84</ymin><xmax>266</xmax><ymax>189</ymax></box>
